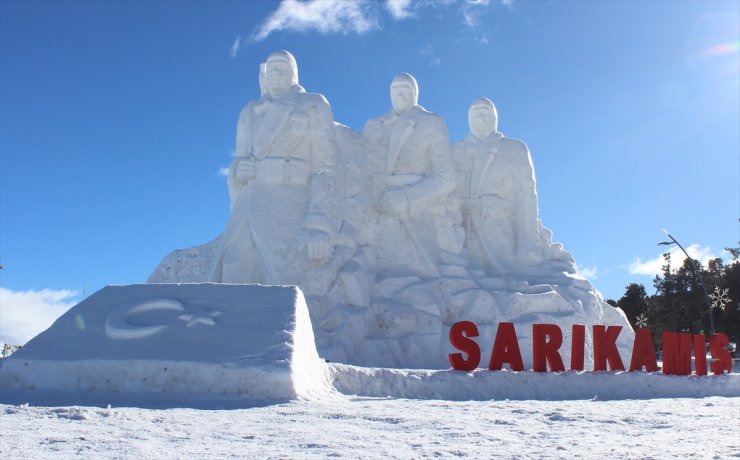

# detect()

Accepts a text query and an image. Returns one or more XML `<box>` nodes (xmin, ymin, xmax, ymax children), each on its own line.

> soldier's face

<box><xmin>469</xmin><ymin>106</ymin><xmax>496</xmax><ymax>139</ymax></box>
<box><xmin>266</xmin><ymin>59</ymin><xmax>294</xmax><ymax>97</ymax></box>
<box><xmin>391</xmin><ymin>82</ymin><xmax>415</xmax><ymax>114</ymax></box>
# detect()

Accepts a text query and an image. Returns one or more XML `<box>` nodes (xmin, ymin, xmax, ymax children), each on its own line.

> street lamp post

<box><xmin>658</xmin><ymin>229</ymin><xmax>715</xmax><ymax>336</ymax></box>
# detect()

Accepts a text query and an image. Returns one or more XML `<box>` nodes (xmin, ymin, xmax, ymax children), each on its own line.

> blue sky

<box><xmin>1</xmin><ymin>0</ymin><xmax>738</xmax><ymax>344</ymax></box>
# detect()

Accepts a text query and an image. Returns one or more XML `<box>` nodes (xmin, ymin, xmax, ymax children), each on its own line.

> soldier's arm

<box><xmin>403</xmin><ymin>115</ymin><xmax>456</xmax><ymax>209</ymax></box>
<box><xmin>507</xmin><ymin>139</ymin><xmax>541</xmax><ymax>251</ymax></box>
<box><xmin>228</xmin><ymin>104</ymin><xmax>254</xmax><ymax>209</ymax></box>
<box><xmin>303</xmin><ymin>96</ymin><xmax>338</xmax><ymax>239</ymax></box>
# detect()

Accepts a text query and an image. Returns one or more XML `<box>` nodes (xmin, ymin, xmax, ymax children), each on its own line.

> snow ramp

<box><xmin>0</xmin><ymin>284</ymin><xmax>334</xmax><ymax>408</ymax></box>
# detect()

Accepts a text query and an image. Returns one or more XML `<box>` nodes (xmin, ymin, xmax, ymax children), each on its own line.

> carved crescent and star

<box><xmin>105</xmin><ymin>299</ymin><xmax>223</xmax><ymax>340</ymax></box>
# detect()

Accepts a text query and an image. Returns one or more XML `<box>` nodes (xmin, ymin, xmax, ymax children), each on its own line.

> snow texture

<box><xmin>1</xmin><ymin>397</ymin><xmax>738</xmax><ymax>458</ymax></box>
<box><xmin>329</xmin><ymin>364</ymin><xmax>739</xmax><ymax>401</ymax></box>
<box><xmin>147</xmin><ymin>51</ymin><xmax>635</xmax><ymax>369</ymax></box>
<box><xmin>0</xmin><ymin>284</ymin><xmax>333</xmax><ymax>405</ymax></box>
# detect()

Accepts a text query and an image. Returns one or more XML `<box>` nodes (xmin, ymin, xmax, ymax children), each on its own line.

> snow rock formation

<box><xmin>149</xmin><ymin>51</ymin><xmax>633</xmax><ymax>369</ymax></box>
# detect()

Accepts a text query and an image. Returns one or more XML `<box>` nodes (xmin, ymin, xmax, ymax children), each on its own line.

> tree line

<box><xmin>608</xmin><ymin>247</ymin><xmax>739</xmax><ymax>348</ymax></box>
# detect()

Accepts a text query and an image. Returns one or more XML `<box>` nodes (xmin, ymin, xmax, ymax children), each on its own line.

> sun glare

<box><xmin>705</xmin><ymin>40</ymin><xmax>740</xmax><ymax>57</ymax></box>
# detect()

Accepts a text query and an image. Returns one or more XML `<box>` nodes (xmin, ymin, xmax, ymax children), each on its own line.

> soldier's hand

<box><xmin>304</xmin><ymin>229</ymin><xmax>332</xmax><ymax>264</ymax></box>
<box><xmin>381</xmin><ymin>190</ymin><xmax>408</xmax><ymax>217</ymax></box>
<box><xmin>234</xmin><ymin>157</ymin><xmax>256</xmax><ymax>184</ymax></box>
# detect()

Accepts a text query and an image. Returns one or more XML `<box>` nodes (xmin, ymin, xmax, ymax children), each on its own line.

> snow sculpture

<box><xmin>363</xmin><ymin>73</ymin><xmax>458</xmax><ymax>280</ymax></box>
<box><xmin>150</xmin><ymin>51</ymin><xmax>344</xmax><ymax>299</ymax></box>
<box><xmin>340</xmin><ymin>73</ymin><xmax>464</xmax><ymax>367</ymax></box>
<box><xmin>451</xmin><ymin>97</ymin><xmax>574</xmax><ymax>275</ymax></box>
<box><xmin>149</xmin><ymin>51</ymin><xmax>634</xmax><ymax>369</ymax></box>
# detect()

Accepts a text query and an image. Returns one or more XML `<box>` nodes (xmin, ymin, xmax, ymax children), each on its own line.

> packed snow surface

<box><xmin>0</xmin><ymin>284</ymin><xmax>333</xmax><ymax>404</ymax></box>
<box><xmin>1</xmin><ymin>397</ymin><xmax>737</xmax><ymax>458</ymax></box>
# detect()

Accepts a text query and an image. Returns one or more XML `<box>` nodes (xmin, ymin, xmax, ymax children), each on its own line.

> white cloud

<box><xmin>628</xmin><ymin>244</ymin><xmax>726</xmax><ymax>277</ymax></box>
<box><xmin>229</xmin><ymin>35</ymin><xmax>243</xmax><ymax>58</ymax></box>
<box><xmin>385</xmin><ymin>0</ymin><xmax>413</xmax><ymax>19</ymax></box>
<box><xmin>460</xmin><ymin>0</ymin><xmax>491</xmax><ymax>43</ymax></box>
<box><xmin>217</xmin><ymin>166</ymin><xmax>230</xmax><ymax>177</ymax></box>
<box><xmin>578</xmin><ymin>265</ymin><xmax>598</xmax><ymax>280</ymax></box>
<box><xmin>420</xmin><ymin>43</ymin><xmax>442</xmax><ymax>67</ymax></box>
<box><xmin>416</xmin><ymin>0</ymin><xmax>456</xmax><ymax>7</ymax></box>
<box><xmin>249</xmin><ymin>0</ymin><xmax>501</xmax><ymax>45</ymax></box>
<box><xmin>252</xmin><ymin>0</ymin><xmax>378</xmax><ymax>41</ymax></box>
<box><xmin>0</xmin><ymin>287</ymin><xmax>79</xmax><ymax>346</ymax></box>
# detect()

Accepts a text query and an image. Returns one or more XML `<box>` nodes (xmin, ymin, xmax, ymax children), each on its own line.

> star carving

<box><xmin>178</xmin><ymin>310</ymin><xmax>223</xmax><ymax>328</ymax></box>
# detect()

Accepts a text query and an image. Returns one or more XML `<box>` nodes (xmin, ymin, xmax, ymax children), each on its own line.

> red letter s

<box><xmin>449</xmin><ymin>321</ymin><xmax>481</xmax><ymax>371</ymax></box>
<box><xmin>709</xmin><ymin>333</ymin><xmax>733</xmax><ymax>375</ymax></box>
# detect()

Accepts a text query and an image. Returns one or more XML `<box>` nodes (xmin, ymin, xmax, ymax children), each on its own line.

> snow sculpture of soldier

<box><xmin>363</xmin><ymin>73</ymin><xmax>458</xmax><ymax>281</ymax></box>
<box><xmin>355</xmin><ymin>73</ymin><xmax>460</xmax><ymax>363</ymax></box>
<box><xmin>149</xmin><ymin>50</ymin><xmax>339</xmax><ymax>296</ymax></box>
<box><xmin>451</xmin><ymin>98</ymin><xmax>574</xmax><ymax>276</ymax></box>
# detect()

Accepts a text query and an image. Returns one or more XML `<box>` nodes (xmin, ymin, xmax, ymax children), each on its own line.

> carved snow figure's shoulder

<box><xmin>301</xmin><ymin>91</ymin><xmax>332</xmax><ymax>108</ymax></box>
<box><xmin>362</xmin><ymin>111</ymin><xmax>396</xmax><ymax>136</ymax></box>
<box><xmin>499</xmin><ymin>136</ymin><xmax>528</xmax><ymax>154</ymax></box>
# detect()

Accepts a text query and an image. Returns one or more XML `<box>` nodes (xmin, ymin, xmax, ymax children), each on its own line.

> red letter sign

<box><xmin>709</xmin><ymin>333</ymin><xmax>733</xmax><ymax>375</ymax></box>
<box><xmin>532</xmin><ymin>324</ymin><xmax>565</xmax><ymax>372</ymax></box>
<box><xmin>489</xmin><ymin>322</ymin><xmax>524</xmax><ymax>371</ymax></box>
<box><xmin>662</xmin><ymin>332</ymin><xmax>692</xmax><ymax>375</ymax></box>
<box><xmin>593</xmin><ymin>325</ymin><xmax>625</xmax><ymax>371</ymax></box>
<box><xmin>629</xmin><ymin>328</ymin><xmax>658</xmax><ymax>372</ymax></box>
<box><xmin>448</xmin><ymin>321</ymin><xmax>481</xmax><ymax>371</ymax></box>
<box><xmin>570</xmin><ymin>324</ymin><xmax>585</xmax><ymax>371</ymax></box>
<box><xmin>693</xmin><ymin>334</ymin><xmax>707</xmax><ymax>376</ymax></box>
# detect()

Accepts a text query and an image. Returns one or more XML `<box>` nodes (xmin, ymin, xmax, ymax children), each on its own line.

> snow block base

<box><xmin>0</xmin><ymin>284</ymin><xmax>333</xmax><ymax>407</ymax></box>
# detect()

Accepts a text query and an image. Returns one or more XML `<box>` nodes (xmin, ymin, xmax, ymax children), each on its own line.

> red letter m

<box><xmin>662</xmin><ymin>332</ymin><xmax>692</xmax><ymax>375</ymax></box>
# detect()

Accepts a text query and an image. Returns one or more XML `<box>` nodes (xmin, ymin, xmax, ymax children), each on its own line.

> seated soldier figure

<box><xmin>452</xmin><ymin>97</ymin><xmax>574</xmax><ymax>275</ymax></box>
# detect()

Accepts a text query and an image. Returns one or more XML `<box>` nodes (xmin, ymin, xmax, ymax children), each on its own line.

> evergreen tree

<box><xmin>617</xmin><ymin>283</ymin><xmax>649</xmax><ymax>328</ymax></box>
<box><xmin>617</xmin><ymin>245</ymin><xmax>740</xmax><ymax>349</ymax></box>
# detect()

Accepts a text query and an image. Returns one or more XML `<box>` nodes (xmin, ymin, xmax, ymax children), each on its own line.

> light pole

<box><xmin>658</xmin><ymin>229</ymin><xmax>715</xmax><ymax>336</ymax></box>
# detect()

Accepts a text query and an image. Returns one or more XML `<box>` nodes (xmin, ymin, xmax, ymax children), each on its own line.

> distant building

<box><xmin>2</xmin><ymin>343</ymin><xmax>21</xmax><ymax>358</ymax></box>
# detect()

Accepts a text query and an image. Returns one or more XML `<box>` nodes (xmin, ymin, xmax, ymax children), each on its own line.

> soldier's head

<box><xmin>390</xmin><ymin>73</ymin><xmax>419</xmax><ymax>115</ymax></box>
<box><xmin>468</xmin><ymin>97</ymin><xmax>498</xmax><ymax>140</ymax></box>
<box><xmin>265</xmin><ymin>50</ymin><xmax>298</xmax><ymax>97</ymax></box>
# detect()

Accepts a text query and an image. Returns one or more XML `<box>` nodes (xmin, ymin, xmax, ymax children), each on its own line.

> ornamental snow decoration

<box><xmin>709</xmin><ymin>286</ymin><xmax>730</xmax><ymax>311</ymax></box>
<box><xmin>636</xmin><ymin>313</ymin><xmax>648</xmax><ymax>328</ymax></box>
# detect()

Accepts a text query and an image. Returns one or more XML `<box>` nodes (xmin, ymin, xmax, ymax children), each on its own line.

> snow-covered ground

<box><xmin>2</xmin><ymin>284</ymin><xmax>737</xmax><ymax>458</ymax></box>
<box><xmin>1</xmin><ymin>396</ymin><xmax>738</xmax><ymax>458</ymax></box>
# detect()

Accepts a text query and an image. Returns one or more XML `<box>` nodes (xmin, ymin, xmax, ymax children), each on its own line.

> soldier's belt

<box><xmin>255</xmin><ymin>157</ymin><xmax>310</xmax><ymax>186</ymax></box>
<box><xmin>384</xmin><ymin>174</ymin><xmax>424</xmax><ymax>188</ymax></box>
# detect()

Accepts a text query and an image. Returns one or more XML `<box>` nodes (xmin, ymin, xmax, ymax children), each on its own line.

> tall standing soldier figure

<box><xmin>219</xmin><ymin>50</ymin><xmax>338</xmax><ymax>289</ymax></box>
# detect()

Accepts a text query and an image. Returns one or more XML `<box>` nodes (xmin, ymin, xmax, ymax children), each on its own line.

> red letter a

<box><xmin>532</xmin><ymin>324</ymin><xmax>565</xmax><ymax>372</ymax></box>
<box><xmin>593</xmin><ymin>325</ymin><xmax>625</xmax><ymax>371</ymax></box>
<box><xmin>489</xmin><ymin>322</ymin><xmax>524</xmax><ymax>371</ymax></box>
<box><xmin>629</xmin><ymin>328</ymin><xmax>658</xmax><ymax>372</ymax></box>
<box><xmin>448</xmin><ymin>321</ymin><xmax>481</xmax><ymax>371</ymax></box>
